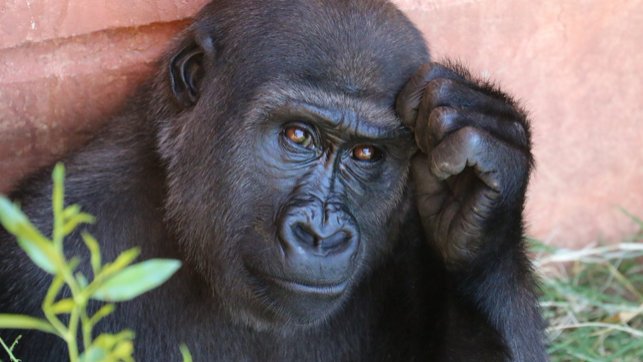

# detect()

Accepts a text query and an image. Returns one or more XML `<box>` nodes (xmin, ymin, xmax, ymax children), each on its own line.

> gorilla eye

<box><xmin>351</xmin><ymin>145</ymin><xmax>381</xmax><ymax>162</ymax></box>
<box><xmin>284</xmin><ymin>126</ymin><xmax>314</xmax><ymax>149</ymax></box>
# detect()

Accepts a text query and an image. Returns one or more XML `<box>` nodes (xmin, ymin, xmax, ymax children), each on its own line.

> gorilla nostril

<box><xmin>321</xmin><ymin>230</ymin><xmax>351</xmax><ymax>252</ymax></box>
<box><xmin>292</xmin><ymin>223</ymin><xmax>317</xmax><ymax>247</ymax></box>
<box><xmin>290</xmin><ymin>222</ymin><xmax>353</xmax><ymax>254</ymax></box>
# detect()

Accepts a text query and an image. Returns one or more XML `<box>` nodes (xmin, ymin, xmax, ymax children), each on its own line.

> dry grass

<box><xmin>533</xmin><ymin>211</ymin><xmax>643</xmax><ymax>361</ymax></box>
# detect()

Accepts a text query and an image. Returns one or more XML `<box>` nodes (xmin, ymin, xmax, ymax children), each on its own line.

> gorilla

<box><xmin>0</xmin><ymin>0</ymin><xmax>546</xmax><ymax>360</ymax></box>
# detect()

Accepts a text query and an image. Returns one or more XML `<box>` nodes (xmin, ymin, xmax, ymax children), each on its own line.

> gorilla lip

<box><xmin>263</xmin><ymin>274</ymin><xmax>348</xmax><ymax>297</ymax></box>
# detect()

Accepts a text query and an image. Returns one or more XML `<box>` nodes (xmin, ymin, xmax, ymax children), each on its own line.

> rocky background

<box><xmin>1</xmin><ymin>0</ymin><xmax>641</xmax><ymax>248</ymax></box>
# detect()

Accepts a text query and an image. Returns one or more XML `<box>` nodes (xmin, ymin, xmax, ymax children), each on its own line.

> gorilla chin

<box><xmin>254</xmin><ymin>273</ymin><xmax>351</xmax><ymax>326</ymax></box>
<box><xmin>243</xmin><ymin>242</ymin><xmax>360</xmax><ymax>326</ymax></box>
<box><xmin>233</xmin><ymin>272</ymin><xmax>352</xmax><ymax>329</ymax></box>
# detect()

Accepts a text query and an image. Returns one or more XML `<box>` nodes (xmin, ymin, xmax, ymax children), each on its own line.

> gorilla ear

<box><xmin>169</xmin><ymin>34</ymin><xmax>215</xmax><ymax>107</ymax></box>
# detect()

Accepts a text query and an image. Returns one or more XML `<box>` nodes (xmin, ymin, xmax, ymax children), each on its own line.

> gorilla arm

<box><xmin>396</xmin><ymin>62</ymin><xmax>547</xmax><ymax>362</ymax></box>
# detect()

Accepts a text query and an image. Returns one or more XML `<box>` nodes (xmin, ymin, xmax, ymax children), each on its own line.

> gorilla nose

<box><xmin>291</xmin><ymin>223</ymin><xmax>353</xmax><ymax>254</ymax></box>
<box><xmin>278</xmin><ymin>207</ymin><xmax>360</xmax><ymax>284</ymax></box>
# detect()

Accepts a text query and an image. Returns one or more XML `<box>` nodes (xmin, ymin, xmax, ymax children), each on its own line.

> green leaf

<box><xmin>180</xmin><ymin>343</ymin><xmax>193</xmax><ymax>362</ymax></box>
<box><xmin>62</xmin><ymin>213</ymin><xmax>95</xmax><ymax>236</ymax></box>
<box><xmin>92</xmin><ymin>330</ymin><xmax>135</xmax><ymax>350</ymax></box>
<box><xmin>0</xmin><ymin>314</ymin><xmax>57</xmax><ymax>335</ymax></box>
<box><xmin>97</xmin><ymin>247</ymin><xmax>141</xmax><ymax>281</ymax></box>
<box><xmin>89</xmin><ymin>304</ymin><xmax>115</xmax><ymax>326</ymax></box>
<box><xmin>81</xmin><ymin>232</ymin><xmax>102</xmax><ymax>275</ymax></box>
<box><xmin>50</xmin><ymin>298</ymin><xmax>76</xmax><ymax>314</ymax></box>
<box><xmin>111</xmin><ymin>340</ymin><xmax>134</xmax><ymax>359</ymax></box>
<box><xmin>43</xmin><ymin>274</ymin><xmax>65</xmax><ymax>309</ymax></box>
<box><xmin>52</xmin><ymin>163</ymin><xmax>65</xmax><ymax>205</ymax></box>
<box><xmin>79</xmin><ymin>346</ymin><xmax>107</xmax><ymax>362</ymax></box>
<box><xmin>81</xmin><ymin>330</ymin><xmax>136</xmax><ymax>362</ymax></box>
<box><xmin>67</xmin><ymin>256</ymin><xmax>80</xmax><ymax>271</ymax></box>
<box><xmin>91</xmin><ymin>259</ymin><xmax>181</xmax><ymax>302</ymax></box>
<box><xmin>16</xmin><ymin>236</ymin><xmax>59</xmax><ymax>274</ymax></box>
<box><xmin>0</xmin><ymin>197</ymin><xmax>60</xmax><ymax>274</ymax></box>
<box><xmin>62</xmin><ymin>204</ymin><xmax>81</xmax><ymax>220</ymax></box>
<box><xmin>0</xmin><ymin>197</ymin><xmax>28</xmax><ymax>235</ymax></box>
<box><xmin>76</xmin><ymin>272</ymin><xmax>89</xmax><ymax>288</ymax></box>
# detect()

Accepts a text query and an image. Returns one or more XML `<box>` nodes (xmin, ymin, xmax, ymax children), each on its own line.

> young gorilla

<box><xmin>0</xmin><ymin>0</ymin><xmax>546</xmax><ymax>360</ymax></box>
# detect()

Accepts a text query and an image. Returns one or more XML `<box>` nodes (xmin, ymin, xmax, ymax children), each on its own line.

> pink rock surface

<box><xmin>0</xmin><ymin>21</ymin><xmax>189</xmax><ymax>193</ymax></box>
<box><xmin>0</xmin><ymin>0</ymin><xmax>641</xmax><ymax>247</ymax></box>
<box><xmin>0</xmin><ymin>0</ymin><xmax>208</xmax><ymax>48</ymax></box>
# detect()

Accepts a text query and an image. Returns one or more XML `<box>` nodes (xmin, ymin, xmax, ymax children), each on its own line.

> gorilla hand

<box><xmin>396</xmin><ymin>62</ymin><xmax>532</xmax><ymax>268</ymax></box>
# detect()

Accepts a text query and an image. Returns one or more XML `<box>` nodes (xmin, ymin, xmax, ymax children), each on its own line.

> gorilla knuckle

<box><xmin>424</xmin><ymin>78</ymin><xmax>456</xmax><ymax>107</ymax></box>
<box><xmin>456</xmin><ymin>126</ymin><xmax>484</xmax><ymax>151</ymax></box>
<box><xmin>429</xmin><ymin>107</ymin><xmax>459</xmax><ymax>135</ymax></box>
<box><xmin>511</xmin><ymin>120</ymin><xmax>530</xmax><ymax>146</ymax></box>
<box><xmin>430</xmin><ymin>106</ymin><xmax>456</xmax><ymax>121</ymax></box>
<box><xmin>434</xmin><ymin>78</ymin><xmax>457</xmax><ymax>93</ymax></box>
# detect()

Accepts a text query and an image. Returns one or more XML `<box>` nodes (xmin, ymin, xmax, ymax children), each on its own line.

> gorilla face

<box><xmin>157</xmin><ymin>0</ymin><xmax>428</xmax><ymax>329</ymax></box>
<box><xmin>238</xmin><ymin>84</ymin><xmax>416</xmax><ymax>325</ymax></box>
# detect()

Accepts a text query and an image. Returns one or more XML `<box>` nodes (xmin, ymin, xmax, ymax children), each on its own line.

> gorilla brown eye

<box><xmin>352</xmin><ymin>145</ymin><xmax>381</xmax><ymax>161</ymax></box>
<box><xmin>284</xmin><ymin>126</ymin><xmax>314</xmax><ymax>148</ymax></box>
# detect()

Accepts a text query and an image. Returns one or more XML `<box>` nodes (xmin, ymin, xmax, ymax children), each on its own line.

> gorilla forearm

<box><xmin>397</xmin><ymin>62</ymin><xmax>546</xmax><ymax>361</ymax></box>
<box><xmin>445</xmin><ymin>216</ymin><xmax>545</xmax><ymax>361</ymax></box>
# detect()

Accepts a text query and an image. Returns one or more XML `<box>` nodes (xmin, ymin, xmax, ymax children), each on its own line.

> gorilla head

<box><xmin>154</xmin><ymin>0</ymin><xmax>428</xmax><ymax>328</ymax></box>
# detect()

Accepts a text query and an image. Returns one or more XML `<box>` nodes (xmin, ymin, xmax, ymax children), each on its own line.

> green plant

<box><xmin>0</xmin><ymin>164</ymin><xmax>183</xmax><ymax>362</ymax></box>
<box><xmin>0</xmin><ymin>336</ymin><xmax>20</xmax><ymax>362</ymax></box>
<box><xmin>533</xmin><ymin>212</ymin><xmax>643</xmax><ymax>362</ymax></box>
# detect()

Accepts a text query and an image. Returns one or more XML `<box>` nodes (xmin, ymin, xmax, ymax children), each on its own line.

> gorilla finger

<box><xmin>417</xmin><ymin>106</ymin><xmax>459</xmax><ymax>152</ymax></box>
<box><xmin>422</xmin><ymin>78</ymin><xmax>522</xmax><ymax>119</ymax></box>
<box><xmin>445</xmin><ymin>186</ymin><xmax>492</xmax><ymax>263</ymax></box>
<box><xmin>396</xmin><ymin>63</ymin><xmax>430</xmax><ymax>129</ymax></box>
<box><xmin>429</xmin><ymin>127</ymin><xmax>529</xmax><ymax>194</ymax></box>
<box><xmin>396</xmin><ymin>62</ymin><xmax>468</xmax><ymax>129</ymax></box>
<box><xmin>413</xmin><ymin>100</ymin><xmax>434</xmax><ymax>153</ymax></box>
<box><xmin>426</xmin><ymin>107</ymin><xmax>530</xmax><ymax>149</ymax></box>
<box><xmin>411</xmin><ymin>154</ymin><xmax>445</xmax><ymax>198</ymax></box>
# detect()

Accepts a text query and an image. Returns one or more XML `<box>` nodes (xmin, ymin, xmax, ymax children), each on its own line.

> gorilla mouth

<box><xmin>263</xmin><ymin>275</ymin><xmax>348</xmax><ymax>297</ymax></box>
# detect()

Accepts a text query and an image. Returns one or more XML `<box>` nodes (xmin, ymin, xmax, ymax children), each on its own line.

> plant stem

<box><xmin>66</xmin><ymin>306</ymin><xmax>80</xmax><ymax>362</ymax></box>
<box><xmin>43</xmin><ymin>307</ymin><xmax>69</xmax><ymax>337</ymax></box>
<box><xmin>58</xmin><ymin>261</ymin><xmax>83</xmax><ymax>360</ymax></box>
<box><xmin>81</xmin><ymin>307</ymin><xmax>92</xmax><ymax>350</ymax></box>
<box><xmin>0</xmin><ymin>337</ymin><xmax>20</xmax><ymax>362</ymax></box>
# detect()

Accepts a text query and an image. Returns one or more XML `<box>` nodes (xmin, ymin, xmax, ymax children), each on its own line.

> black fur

<box><xmin>0</xmin><ymin>0</ymin><xmax>546</xmax><ymax>360</ymax></box>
